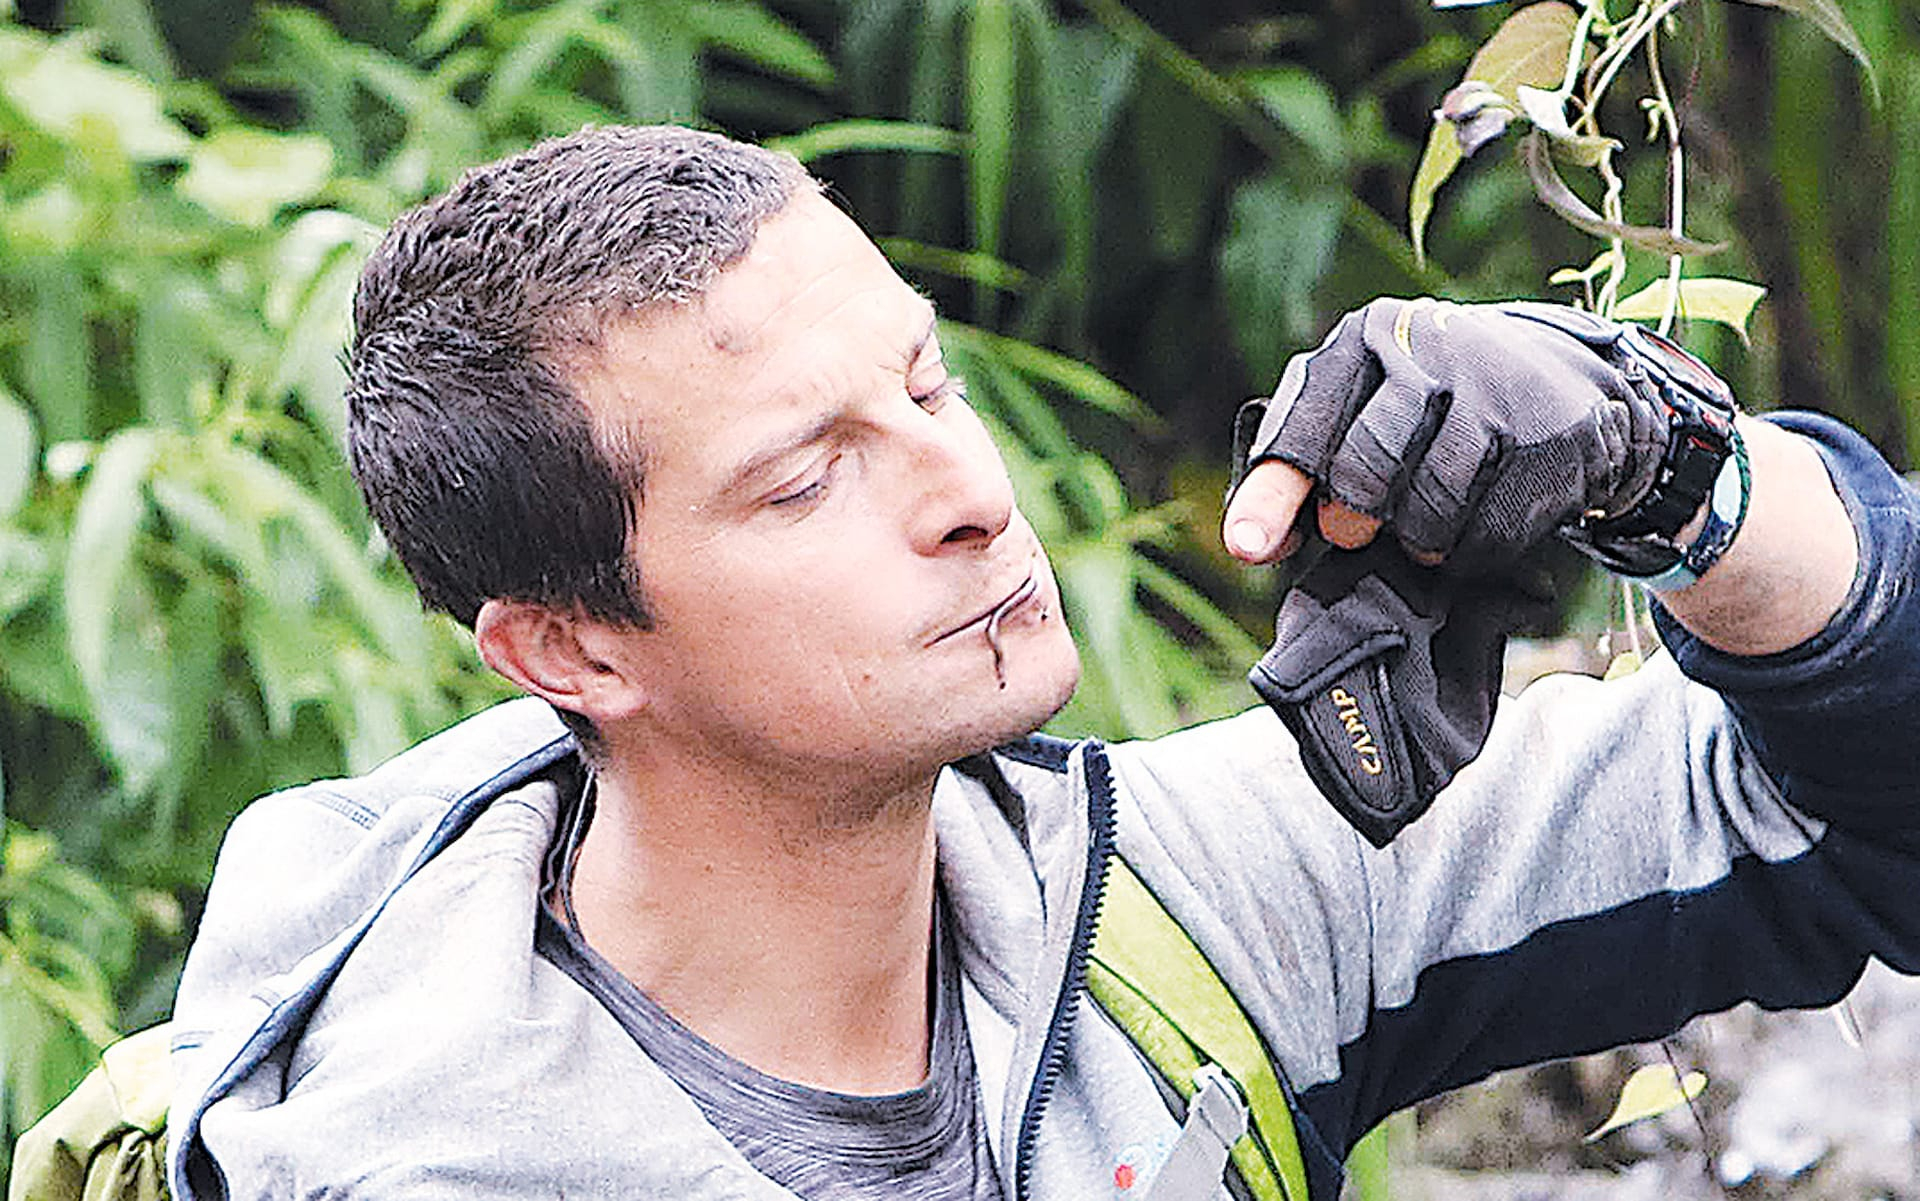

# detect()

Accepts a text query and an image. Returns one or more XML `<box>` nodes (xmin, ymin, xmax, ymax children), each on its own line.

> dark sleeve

<box><xmin>1654</xmin><ymin>410</ymin><xmax>1920</xmax><ymax>830</ymax></box>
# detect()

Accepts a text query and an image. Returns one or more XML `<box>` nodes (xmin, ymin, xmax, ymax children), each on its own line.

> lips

<box><xmin>930</xmin><ymin>569</ymin><xmax>1040</xmax><ymax>646</ymax></box>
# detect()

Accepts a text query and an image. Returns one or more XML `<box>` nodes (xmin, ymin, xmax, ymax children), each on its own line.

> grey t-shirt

<box><xmin>536</xmin><ymin>784</ymin><xmax>1004</xmax><ymax>1201</ymax></box>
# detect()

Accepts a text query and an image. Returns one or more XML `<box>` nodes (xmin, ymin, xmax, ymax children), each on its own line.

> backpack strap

<box><xmin>10</xmin><ymin>1024</ymin><xmax>172</xmax><ymax>1201</ymax></box>
<box><xmin>1088</xmin><ymin>857</ymin><xmax>1309</xmax><ymax>1201</ymax></box>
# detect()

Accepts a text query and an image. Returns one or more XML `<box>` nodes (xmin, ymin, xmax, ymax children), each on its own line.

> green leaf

<box><xmin>1240</xmin><ymin>65</ymin><xmax>1346</xmax><ymax>170</ymax></box>
<box><xmin>966</xmin><ymin>0</ymin><xmax>1017</xmax><ymax>315</ymax></box>
<box><xmin>267</xmin><ymin>226</ymin><xmax>371</xmax><ymax>443</ymax></box>
<box><xmin>0</xmin><ymin>32</ymin><xmax>191</xmax><ymax>161</ymax></box>
<box><xmin>878</xmin><ymin>238</ymin><xmax>1033</xmax><ymax>293</ymax></box>
<box><xmin>0</xmin><ymin>531</ymin><xmax>51</xmax><ymax>626</ymax></box>
<box><xmin>679</xmin><ymin>0</ymin><xmax>834</xmax><ymax>87</ymax></box>
<box><xmin>942</xmin><ymin>322</ymin><xmax>1159</xmax><ymax>427</ymax></box>
<box><xmin>1219</xmin><ymin>173</ymin><xmax>1346</xmax><ymax>374</ymax></box>
<box><xmin>1</xmin><ymin>182</ymin><xmax>89</xmax><ymax>255</ymax></box>
<box><xmin>68</xmin><ymin>0</ymin><xmax>177</xmax><ymax>83</ymax></box>
<box><xmin>1132</xmin><ymin>68</ymin><xmax>1228</xmax><ymax>263</ymax></box>
<box><xmin>20</xmin><ymin>260</ymin><xmax>93</xmax><ymax>444</ymax></box>
<box><xmin>412</xmin><ymin>0</ymin><xmax>496</xmax><ymax>57</ymax></box>
<box><xmin>240</xmin><ymin>595</ymin><xmax>328</xmax><ymax>736</ymax></box>
<box><xmin>1730</xmin><ymin>0</ymin><xmax>1878</xmax><ymax>101</ymax></box>
<box><xmin>62</xmin><ymin>429</ymin><xmax>168</xmax><ymax>792</ymax></box>
<box><xmin>1585</xmin><ymin>1063</ymin><xmax>1706</xmax><ymax>1141</ymax></box>
<box><xmin>1409</xmin><ymin>0</ymin><xmax>1579</xmax><ymax>263</ymax></box>
<box><xmin>1612</xmin><ymin>278</ymin><xmax>1768</xmax><ymax>339</ymax></box>
<box><xmin>133</xmin><ymin>277</ymin><xmax>208</xmax><ymax>429</ymax></box>
<box><xmin>1520</xmin><ymin>130</ymin><xmax>1727</xmax><ymax>257</ymax></box>
<box><xmin>1547</xmin><ymin>247</ymin><xmax>1622</xmax><ymax>287</ymax></box>
<box><xmin>0</xmin><ymin>387</ymin><xmax>36</xmax><ymax>522</ymax></box>
<box><xmin>480</xmin><ymin>0</ymin><xmax>600</xmax><ymax>121</ymax></box>
<box><xmin>765</xmin><ymin>120</ymin><xmax>966</xmax><ymax>164</ymax></box>
<box><xmin>176</xmin><ymin>129</ymin><xmax>335</xmax><ymax>227</ymax></box>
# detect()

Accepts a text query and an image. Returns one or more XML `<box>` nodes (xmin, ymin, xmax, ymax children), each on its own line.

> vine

<box><xmin>1409</xmin><ymin>0</ymin><xmax>1877</xmax><ymax>1168</ymax></box>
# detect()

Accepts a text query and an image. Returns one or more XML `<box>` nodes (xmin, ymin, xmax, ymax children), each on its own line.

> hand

<box><xmin>1224</xmin><ymin>298</ymin><xmax>1670</xmax><ymax>569</ymax></box>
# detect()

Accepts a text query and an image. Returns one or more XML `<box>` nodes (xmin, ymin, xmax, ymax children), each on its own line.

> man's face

<box><xmin>572</xmin><ymin>192</ymin><xmax>1080</xmax><ymax>787</ymax></box>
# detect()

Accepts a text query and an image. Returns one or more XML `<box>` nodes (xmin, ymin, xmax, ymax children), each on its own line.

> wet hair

<box><xmin>344</xmin><ymin>125</ymin><xmax>813</xmax><ymax>749</ymax></box>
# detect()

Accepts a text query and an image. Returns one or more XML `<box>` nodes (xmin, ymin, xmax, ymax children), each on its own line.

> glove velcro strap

<box><xmin>1249</xmin><ymin>575</ymin><xmax>1429</xmax><ymax>847</ymax></box>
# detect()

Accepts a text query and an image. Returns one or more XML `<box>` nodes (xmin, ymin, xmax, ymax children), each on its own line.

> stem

<box><xmin>1558</xmin><ymin>1</ymin><xmax>1605</xmax><ymax>98</ymax></box>
<box><xmin>1587</xmin><ymin>0</ymin><xmax>1690</xmax><ymax>112</ymax></box>
<box><xmin>1594</xmin><ymin>145</ymin><xmax>1628</xmax><ymax>316</ymax></box>
<box><xmin>1648</xmin><ymin>24</ymin><xmax>1686</xmax><ymax>335</ymax></box>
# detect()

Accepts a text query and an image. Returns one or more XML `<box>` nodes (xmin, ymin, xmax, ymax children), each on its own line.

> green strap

<box><xmin>1088</xmin><ymin>858</ymin><xmax>1309</xmax><ymax>1201</ymax></box>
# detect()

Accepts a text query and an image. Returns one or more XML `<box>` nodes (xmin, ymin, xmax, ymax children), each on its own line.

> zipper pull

<box><xmin>1142</xmin><ymin>1064</ymin><xmax>1247</xmax><ymax>1201</ymax></box>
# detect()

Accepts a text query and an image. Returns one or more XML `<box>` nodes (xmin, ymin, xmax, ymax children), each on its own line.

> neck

<box><xmin>567</xmin><ymin>744</ymin><xmax>941</xmax><ymax>1095</ymax></box>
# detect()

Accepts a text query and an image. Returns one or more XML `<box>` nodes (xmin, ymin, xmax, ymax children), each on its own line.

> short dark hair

<box><xmin>344</xmin><ymin>126</ymin><xmax>812</xmax><ymax>747</ymax></box>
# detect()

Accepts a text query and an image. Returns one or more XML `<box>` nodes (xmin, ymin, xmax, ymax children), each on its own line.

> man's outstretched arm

<box><xmin>1219</xmin><ymin>297</ymin><xmax>1919</xmax><ymax>830</ymax></box>
<box><xmin>1222</xmin><ymin>302</ymin><xmax>1858</xmax><ymax>657</ymax></box>
<box><xmin>1228</xmin><ymin>413</ymin><xmax>1857</xmax><ymax>657</ymax></box>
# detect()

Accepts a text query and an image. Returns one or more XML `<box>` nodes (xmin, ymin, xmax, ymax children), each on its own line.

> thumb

<box><xmin>1224</xmin><ymin>459</ymin><xmax>1313</xmax><ymax>563</ymax></box>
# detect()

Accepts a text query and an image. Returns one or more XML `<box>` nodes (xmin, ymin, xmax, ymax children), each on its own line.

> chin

<box><xmin>967</xmin><ymin>637</ymin><xmax>1082</xmax><ymax>752</ymax></box>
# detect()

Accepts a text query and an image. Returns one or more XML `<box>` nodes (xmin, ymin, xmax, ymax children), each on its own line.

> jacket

<box><xmin>168</xmin><ymin>413</ymin><xmax>1920</xmax><ymax>1200</ymax></box>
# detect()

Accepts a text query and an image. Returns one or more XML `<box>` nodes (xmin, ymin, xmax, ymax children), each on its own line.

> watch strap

<box><xmin>1637</xmin><ymin>424</ymin><xmax>1751</xmax><ymax>592</ymax></box>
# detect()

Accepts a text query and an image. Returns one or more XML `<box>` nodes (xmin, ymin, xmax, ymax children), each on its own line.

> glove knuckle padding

<box><xmin>1250</xmin><ymin>308</ymin><xmax>1383</xmax><ymax>481</ymax></box>
<box><xmin>1238</xmin><ymin>298</ymin><xmax>1670</xmax><ymax>563</ymax></box>
<box><xmin>1326</xmin><ymin>376</ymin><xmax>1446</xmax><ymax>518</ymax></box>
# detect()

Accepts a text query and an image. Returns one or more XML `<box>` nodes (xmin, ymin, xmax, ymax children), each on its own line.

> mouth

<box><xmin>928</xmin><ymin>569</ymin><xmax>1046</xmax><ymax>690</ymax></box>
<box><xmin>983</xmin><ymin>575</ymin><xmax>1041</xmax><ymax>686</ymax></box>
<box><xmin>930</xmin><ymin>569</ymin><xmax>1041</xmax><ymax>648</ymax></box>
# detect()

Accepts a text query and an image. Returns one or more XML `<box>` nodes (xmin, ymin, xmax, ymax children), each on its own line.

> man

<box><xmin>166</xmin><ymin>125</ymin><xmax>1920</xmax><ymax>1199</ymax></box>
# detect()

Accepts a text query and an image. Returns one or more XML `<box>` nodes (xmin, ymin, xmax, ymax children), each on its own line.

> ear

<box><xmin>474</xmin><ymin>599</ymin><xmax>650</xmax><ymax>725</ymax></box>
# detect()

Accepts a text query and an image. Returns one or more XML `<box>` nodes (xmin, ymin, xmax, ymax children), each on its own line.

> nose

<box><xmin>903</xmin><ymin>405</ymin><xmax>1016</xmax><ymax>554</ymax></box>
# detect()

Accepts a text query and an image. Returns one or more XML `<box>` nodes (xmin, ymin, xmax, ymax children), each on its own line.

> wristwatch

<box><xmin>1561</xmin><ymin>323</ymin><xmax>1742</xmax><ymax>579</ymax></box>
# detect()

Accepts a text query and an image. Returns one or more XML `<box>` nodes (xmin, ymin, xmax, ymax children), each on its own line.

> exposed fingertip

<box><xmin>1226</xmin><ymin>517</ymin><xmax>1274</xmax><ymax>560</ymax></box>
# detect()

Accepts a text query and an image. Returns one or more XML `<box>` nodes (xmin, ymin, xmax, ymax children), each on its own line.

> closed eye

<box><xmin>912</xmin><ymin>375</ymin><xmax>968</xmax><ymax>411</ymax></box>
<box><xmin>768</xmin><ymin>454</ymin><xmax>840</xmax><ymax>508</ymax></box>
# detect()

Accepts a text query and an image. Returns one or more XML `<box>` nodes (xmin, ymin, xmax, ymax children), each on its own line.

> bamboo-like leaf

<box><xmin>943</xmin><ymin>322</ymin><xmax>1159</xmax><ymax>426</ymax></box>
<box><xmin>765</xmin><ymin>120</ymin><xmax>966</xmax><ymax>164</ymax></box>
<box><xmin>1613</xmin><ymin>278</ymin><xmax>1767</xmax><ymax>338</ymax></box>
<box><xmin>1410</xmin><ymin>0</ymin><xmax>1579</xmax><ymax>262</ymax></box>
<box><xmin>1520</xmin><ymin>131</ymin><xmax>1727</xmax><ymax>256</ymax></box>
<box><xmin>965</xmin><ymin>0</ymin><xmax>1017</xmax><ymax>319</ymax></box>
<box><xmin>1585</xmin><ymin>1063</ymin><xmax>1706</xmax><ymax>1141</ymax></box>
<box><xmin>881</xmin><ymin>238</ymin><xmax>1032</xmax><ymax>293</ymax></box>
<box><xmin>1730</xmin><ymin>0</ymin><xmax>1878</xmax><ymax>101</ymax></box>
<box><xmin>21</xmin><ymin>261</ymin><xmax>92</xmax><ymax>444</ymax></box>
<box><xmin>411</xmin><ymin>0</ymin><xmax>496</xmax><ymax>57</ymax></box>
<box><xmin>479</xmin><ymin>0</ymin><xmax>597</xmax><ymax>121</ymax></box>
<box><xmin>1241</xmin><ymin>65</ymin><xmax>1347</xmax><ymax>169</ymax></box>
<box><xmin>678</xmin><ymin>0</ymin><xmax>834</xmax><ymax>87</ymax></box>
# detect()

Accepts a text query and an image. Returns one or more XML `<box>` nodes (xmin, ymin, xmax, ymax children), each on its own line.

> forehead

<box><xmin>570</xmin><ymin>193</ymin><xmax>932</xmax><ymax>481</ymax></box>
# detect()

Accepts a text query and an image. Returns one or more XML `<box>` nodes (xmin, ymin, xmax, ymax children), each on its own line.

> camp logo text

<box><xmin>1329</xmin><ymin>687</ymin><xmax>1383</xmax><ymax>776</ymax></box>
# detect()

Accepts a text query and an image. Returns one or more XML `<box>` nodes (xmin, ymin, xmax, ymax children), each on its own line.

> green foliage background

<box><xmin>0</xmin><ymin>0</ymin><xmax>1910</xmax><ymax>1177</ymax></box>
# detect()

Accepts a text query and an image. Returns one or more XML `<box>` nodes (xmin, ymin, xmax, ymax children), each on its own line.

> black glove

<box><xmin>1231</xmin><ymin>298</ymin><xmax>1670</xmax><ymax>568</ymax></box>
<box><xmin>1247</xmin><ymin>540</ymin><xmax>1552</xmax><ymax>847</ymax></box>
<box><xmin>1232</xmin><ymin>299</ymin><xmax>1673</xmax><ymax>845</ymax></box>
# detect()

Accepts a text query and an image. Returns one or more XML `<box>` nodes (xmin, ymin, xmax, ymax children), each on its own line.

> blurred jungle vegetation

<box><xmin>0</xmin><ymin>0</ymin><xmax>1909</xmax><ymax>1178</ymax></box>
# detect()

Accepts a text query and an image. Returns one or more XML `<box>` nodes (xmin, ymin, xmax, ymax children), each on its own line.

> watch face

<box><xmin>1621</xmin><ymin>325</ymin><xmax>1736</xmax><ymax>410</ymax></box>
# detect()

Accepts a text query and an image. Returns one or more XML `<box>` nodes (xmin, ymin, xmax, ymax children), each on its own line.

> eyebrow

<box><xmin>717</xmin><ymin>312</ymin><xmax>942</xmax><ymax>500</ymax></box>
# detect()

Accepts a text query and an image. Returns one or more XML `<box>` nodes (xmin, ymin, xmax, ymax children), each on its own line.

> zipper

<box><xmin>1010</xmin><ymin>743</ymin><xmax>1121</xmax><ymax>1201</ymax></box>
